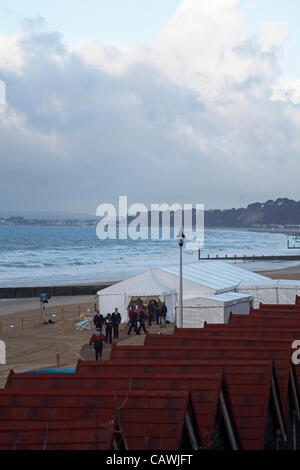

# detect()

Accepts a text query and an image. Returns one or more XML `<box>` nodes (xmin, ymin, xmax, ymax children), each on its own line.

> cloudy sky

<box><xmin>0</xmin><ymin>0</ymin><xmax>300</xmax><ymax>214</ymax></box>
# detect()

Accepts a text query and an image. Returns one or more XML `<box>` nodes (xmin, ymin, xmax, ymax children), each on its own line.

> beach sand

<box><xmin>0</xmin><ymin>295</ymin><xmax>97</xmax><ymax>317</ymax></box>
<box><xmin>0</xmin><ymin>297</ymin><xmax>172</xmax><ymax>388</ymax></box>
<box><xmin>257</xmin><ymin>265</ymin><xmax>300</xmax><ymax>280</ymax></box>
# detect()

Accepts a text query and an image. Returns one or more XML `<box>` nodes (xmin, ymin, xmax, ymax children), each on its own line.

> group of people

<box><xmin>127</xmin><ymin>306</ymin><xmax>147</xmax><ymax>336</ymax></box>
<box><xmin>127</xmin><ymin>298</ymin><xmax>168</xmax><ymax>336</ymax></box>
<box><xmin>89</xmin><ymin>308</ymin><xmax>121</xmax><ymax>360</ymax></box>
<box><xmin>89</xmin><ymin>298</ymin><xmax>168</xmax><ymax>359</ymax></box>
<box><xmin>147</xmin><ymin>299</ymin><xmax>167</xmax><ymax>328</ymax></box>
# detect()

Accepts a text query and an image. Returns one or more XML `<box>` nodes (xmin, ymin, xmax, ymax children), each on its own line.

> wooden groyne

<box><xmin>199</xmin><ymin>254</ymin><xmax>300</xmax><ymax>262</ymax></box>
<box><xmin>0</xmin><ymin>282</ymin><xmax>115</xmax><ymax>300</ymax></box>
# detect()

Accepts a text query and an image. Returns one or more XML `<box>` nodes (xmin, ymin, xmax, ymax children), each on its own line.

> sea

<box><xmin>0</xmin><ymin>226</ymin><xmax>300</xmax><ymax>287</ymax></box>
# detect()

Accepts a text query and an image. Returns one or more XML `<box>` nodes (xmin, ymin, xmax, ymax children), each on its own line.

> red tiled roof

<box><xmin>204</xmin><ymin>322</ymin><xmax>300</xmax><ymax>330</ymax></box>
<box><xmin>173</xmin><ymin>326</ymin><xmax>300</xmax><ymax>338</ymax></box>
<box><xmin>0</xmin><ymin>419</ymin><xmax>115</xmax><ymax>450</ymax></box>
<box><xmin>5</xmin><ymin>372</ymin><xmax>223</xmax><ymax>449</ymax></box>
<box><xmin>76</xmin><ymin>358</ymin><xmax>272</xmax><ymax>376</ymax></box>
<box><xmin>228</xmin><ymin>316</ymin><xmax>300</xmax><ymax>328</ymax></box>
<box><xmin>0</xmin><ymin>389</ymin><xmax>189</xmax><ymax>450</ymax></box>
<box><xmin>251</xmin><ymin>308</ymin><xmax>300</xmax><ymax>316</ymax></box>
<box><xmin>75</xmin><ymin>359</ymin><xmax>274</xmax><ymax>450</ymax></box>
<box><xmin>110</xmin><ymin>344</ymin><xmax>290</xmax><ymax>415</ymax></box>
<box><xmin>257</xmin><ymin>302</ymin><xmax>300</xmax><ymax>311</ymax></box>
<box><xmin>146</xmin><ymin>333</ymin><xmax>292</xmax><ymax>349</ymax></box>
<box><xmin>255</xmin><ymin>311</ymin><xmax>300</xmax><ymax>319</ymax></box>
<box><xmin>111</xmin><ymin>344</ymin><xmax>290</xmax><ymax>362</ymax></box>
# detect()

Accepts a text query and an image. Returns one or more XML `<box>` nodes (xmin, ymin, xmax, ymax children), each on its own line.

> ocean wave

<box><xmin>0</xmin><ymin>262</ymin><xmax>45</xmax><ymax>268</ymax></box>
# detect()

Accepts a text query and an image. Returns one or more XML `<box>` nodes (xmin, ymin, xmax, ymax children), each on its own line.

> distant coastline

<box><xmin>1</xmin><ymin>220</ymin><xmax>300</xmax><ymax>237</ymax></box>
<box><xmin>0</xmin><ymin>216</ymin><xmax>97</xmax><ymax>227</ymax></box>
<box><xmin>1</xmin><ymin>197</ymin><xmax>300</xmax><ymax>231</ymax></box>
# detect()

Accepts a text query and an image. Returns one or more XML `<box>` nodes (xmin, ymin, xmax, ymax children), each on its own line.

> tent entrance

<box><xmin>128</xmin><ymin>296</ymin><xmax>162</xmax><ymax>313</ymax></box>
<box><xmin>127</xmin><ymin>296</ymin><xmax>166</xmax><ymax>326</ymax></box>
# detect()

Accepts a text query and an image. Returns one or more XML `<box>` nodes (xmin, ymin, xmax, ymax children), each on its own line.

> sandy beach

<box><xmin>257</xmin><ymin>265</ymin><xmax>300</xmax><ymax>280</ymax></box>
<box><xmin>0</xmin><ymin>295</ymin><xmax>97</xmax><ymax>317</ymax></box>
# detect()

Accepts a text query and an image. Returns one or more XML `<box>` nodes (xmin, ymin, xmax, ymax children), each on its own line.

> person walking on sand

<box><xmin>105</xmin><ymin>313</ymin><xmax>113</xmax><ymax>344</ymax></box>
<box><xmin>128</xmin><ymin>307</ymin><xmax>139</xmax><ymax>336</ymax></box>
<box><xmin>112</xmin><ymin>307</ymin><xmax>121</xmax><ymax>340</ymax></box>
<box><xmin>128</xmin><ymin>306</ymin><xmax>134</xmax><ymax>325</ymax></box>
<box><xmin>89</xmin><ymin>328</ymin><xmax>107</xmax><ymax>361</ymax></box>
<box><xmin>138</xmin><ymin>308</ymin><xmax>147</xmax><ymax>335</ymax></box>
<box><xmin>147</xmin><ymin>300</ymin><xmax>154</xmax><ymax>326</ymax></box>
<box><xmin>93</xmin><ymin>310</ymin><xmax>104</xmax><ymax>332</ymax></box>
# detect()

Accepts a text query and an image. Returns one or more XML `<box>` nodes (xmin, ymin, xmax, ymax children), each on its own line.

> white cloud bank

<box><xmin>0</xmin><ymin>0</ymin><xmax>300</xmax><ymax>212</ymax></box>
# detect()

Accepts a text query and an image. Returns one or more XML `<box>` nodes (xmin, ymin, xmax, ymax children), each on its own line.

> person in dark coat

<box><xmin>112</xmin><ymin>308</ymin><xmax>121</xmax><ymax>339</ymax></box>
<box><xmin>127</xmin><ymin>308</ymin><xmax>139</xmax><ymax>335</ymax></box>
<box><xmin>129</xmin><ymin>306</ymin><xmax>134</xmax><ymax>320</ymax></box>
<box><xmin>89</xmin><ymin>329</ymin><xmax>107</xmax><ymax>361</ymax></box>
<box><xmin>147</xmin><ymin>300</ymin><xmax>154</xmax><ymax>326</ymax></box>
<box><xmin>156</xmin><ymin>299</ymin><xmax>163</xmax><ymax>325</ymax></box>
<box><xmin>93</xmin><ymin>310</ymin><xmax>104</xmax><ymax>331</ymax></box>
<box><xmin>105</xmin><ymin>313</ymin><xmax>113</xmax><ymax>344</ymax></box>
<box><xmin>160</xmin><ymin>302</ymin><xmax>167</xmax><ymax>328</ymax></box>
<box><xmin>138</xmin><ymin>309</ymin><xmax>147</xmax><ymax>335</ymax></box>
<box><xmin>152</xmin><ymin>299</ymin><xmax>158</xmax><ymax>324</ymax></box>
<box><xmin>127</xmin><ymin>306</ymin><xmax>134</xmax><ymax>327</ymax></box>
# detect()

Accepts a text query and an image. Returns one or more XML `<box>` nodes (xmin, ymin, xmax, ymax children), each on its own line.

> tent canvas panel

<box><xmin>238</xmin><ymin>280</ymin><xmax>300</xmax><ymax>307</ymax></box>
<box><xmin>99</xmin><ymin>293</ymin><xmax>127</xmax><ymax>320</ymax></box>
<box><xmin>164</xmin><ymin>293</ymin><xmax>175</xmax><ymax>323</ymax></box>
<box><xmin>237</xmin><ymin>287</ymin><xmax>276</xmax><ymax>308</ymax></box>
<box><xmin>181</xmin><ymin>292</ymin><xmax>253</xmax><ymax>328</ymax></box>
<box><xmin>158</xmin><ymin>262</ymin><xmax>270</xmax><ymax>293</ymax></box>
<box><xmin>278</xmin><ymin>287</ymin><xmax>300</xmax><ymax>304</ymax></box>
<box><xmin>181</xmin><ymin>304</ymin><xmax>224</xmax><ymax>329</ymax></box>
<box><xmin>153</xmin><ymin>268</ymin><xmax>217</xmax><ymax>297</ymax></box>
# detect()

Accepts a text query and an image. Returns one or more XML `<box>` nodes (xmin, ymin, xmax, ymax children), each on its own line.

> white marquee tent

<box><xmin>98</xmin><ymin>266</ymin><xmax>176</xmax><ymax>323</ymax></box>
<box><xmin>97</xmin><ymin>261</ymin><xmax>300</xmax><ymax>325</ymax></box>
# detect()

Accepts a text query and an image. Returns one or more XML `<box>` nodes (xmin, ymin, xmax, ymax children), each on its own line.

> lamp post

<box><xmin>177</xmin><ymin>228</ymin><xmax>185</xmax><ymax>328</ymax></box>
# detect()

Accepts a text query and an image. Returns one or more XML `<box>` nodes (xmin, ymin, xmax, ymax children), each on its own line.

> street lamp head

<box><xmin>177</xmin><ymin>228</ymin><xmax>185</xmax><ymax>239</ymax></box>
<box><xmin>177</xmin><ymin>228</ymin><xmax>185</xmax><ymax>246</ymax></box>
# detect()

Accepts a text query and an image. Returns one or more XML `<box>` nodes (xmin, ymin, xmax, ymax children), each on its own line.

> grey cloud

<box><xmin>0</xmin><ymin>24</ymin><xmax>300</xmax><ymax>213</ymax></box>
